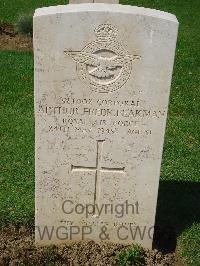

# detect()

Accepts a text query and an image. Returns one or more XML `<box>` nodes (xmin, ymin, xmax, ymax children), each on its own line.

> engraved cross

<box><xmin>71</xmin><ymin>140</ymin><xmax>125</xmax><ymax>207</ymax></box>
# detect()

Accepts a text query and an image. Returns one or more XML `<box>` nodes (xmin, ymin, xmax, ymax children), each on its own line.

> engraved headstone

<box><xmin>34</xmin><ymin>4</ymin><xmax>178</xmax><ymax>248</ymax></box>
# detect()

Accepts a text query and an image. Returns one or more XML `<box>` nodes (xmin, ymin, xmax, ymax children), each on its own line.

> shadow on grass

<box><xmin>153</xmin><ymin>180</ymin><xmax>200</xmax><ymax>253</ymax></box>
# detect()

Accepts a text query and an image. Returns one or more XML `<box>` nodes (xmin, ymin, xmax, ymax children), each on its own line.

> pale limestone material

<box><xmin>34</xmin><ymin>4</ymin><xmax>178</xmax><ymax>248</ymax></box>
<box><xmin>69</xmin><ymin>0</ymin><xmax>93</xmax><ymax>3</ymax></box>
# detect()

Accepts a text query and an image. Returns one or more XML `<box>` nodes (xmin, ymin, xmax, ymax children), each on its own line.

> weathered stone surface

<box><xmin>34</xmin><ymin>4</ymin><xmax>178</xmax><ymax>248</ymax></box>
<box><xmin>69</xmin><ymin>0</ymin><xmax>93</xmax><ymax>4</ymax></box>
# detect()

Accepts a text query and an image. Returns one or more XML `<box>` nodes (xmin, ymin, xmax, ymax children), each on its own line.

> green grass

<box><xmin>0</xmin><ymin>0</ymin><xmax>199</xmax><ymax>265</ymax></box>
<box><xmin>179</xmin><ymin>223</ymin><xmax>200</xmax><ymax>265</ymax></box>
<box><xmin>0</xmin><ymin>51</ymin><xmax>34</xmax><ymax>226</ymax></box>
<box><xmin>0</xmin><ymin>0</ymin><xmax>67</xmax><ymax>23</ymax></box>
<box><xmin>118</xmin><ymin>244</ymin><xmax>143</xmax><ymax>266</ymax></box>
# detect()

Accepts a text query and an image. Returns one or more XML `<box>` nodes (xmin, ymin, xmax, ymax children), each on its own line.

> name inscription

<box><xmin>37</xmin><ymin>96</ymin><xmax>166</xmax><ymax>137</ymax></box>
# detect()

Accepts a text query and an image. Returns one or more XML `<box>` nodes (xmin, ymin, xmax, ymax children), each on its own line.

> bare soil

<box><xmin>0</xmin><ymin>23</ymin><xmax>32</xmax><ymax>51</ymax></box>
<box><xmin>0</xmin><ymin>226</ymin><xmax>183</xmax><ymax>266</ymax></box>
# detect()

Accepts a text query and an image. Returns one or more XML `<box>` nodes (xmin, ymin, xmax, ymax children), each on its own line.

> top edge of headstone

<box><xmin>34</xmin><ymin>4</ymin><xmax>178</xmax><ymax>23</ymax></box>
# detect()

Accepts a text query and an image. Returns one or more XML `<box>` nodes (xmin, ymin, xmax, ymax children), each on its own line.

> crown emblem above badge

<box><xmin>64</xmin><ymin>24</ymin><xmax>141</xmax><ymax>93</ymax></box>
<box><xmin>95</xmin><ymin>24</ymin><xmax>118</xmax><ymax>42</ymax></box>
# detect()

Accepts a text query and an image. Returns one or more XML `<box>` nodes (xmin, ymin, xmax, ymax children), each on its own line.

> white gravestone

<box><xmin>34</xmin><ymin>4</ymin><xmax>178</xmax><ymax>248</ymax></box>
